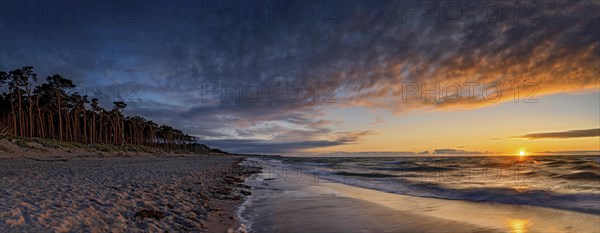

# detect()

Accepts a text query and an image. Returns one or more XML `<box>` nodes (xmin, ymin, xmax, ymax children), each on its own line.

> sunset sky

<box><xmin>1</xmin><ymin>0</ymin><xmax>598</xmax><ymax>155</ymax></box>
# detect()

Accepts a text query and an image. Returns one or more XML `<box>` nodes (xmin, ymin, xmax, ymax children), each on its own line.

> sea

<box><xmin>246</xmin><ymin>155</ymin><xmax>600</xmax><ymax>215</ymax></box>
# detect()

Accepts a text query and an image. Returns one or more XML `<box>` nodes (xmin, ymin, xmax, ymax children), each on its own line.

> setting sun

<box><xmin>519</xmin><ymin>151</ymin><xmax>526</xmax><ymax>156</ymax></box>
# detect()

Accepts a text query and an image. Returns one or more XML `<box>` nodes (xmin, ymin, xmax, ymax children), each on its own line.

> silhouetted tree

<box><xmin>0</xmin><ymin>66</ymin><xmax>203</xmax><ymax>151</ymax></box>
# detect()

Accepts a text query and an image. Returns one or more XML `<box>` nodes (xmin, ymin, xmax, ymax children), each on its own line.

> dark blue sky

<box><xmin>1</xmin><ymin>0</ymin><xmax>598</xmax><ymax>154</ymax></box>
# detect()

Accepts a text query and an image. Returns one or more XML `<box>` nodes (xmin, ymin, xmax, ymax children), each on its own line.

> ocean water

<box><xmin>254</xmin><ymin>156</ymin><xmax>600</xmax><ymax>214</ymax></box>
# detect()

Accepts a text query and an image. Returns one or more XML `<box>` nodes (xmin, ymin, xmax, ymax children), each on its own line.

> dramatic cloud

<box><xmin>1</xmin><ymin>0</ymin><xmax>598</xmax><ymax>153</ymax></box>
<box><xmin>516</xmin><ymin>128</ymin><xmax>600</xmax><ymax>139</ymax></box>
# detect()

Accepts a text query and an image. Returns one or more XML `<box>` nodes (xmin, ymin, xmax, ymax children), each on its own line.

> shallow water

<box><xmin>238</xmin><ymin>160</ymin><xmax>492</xmax><ymax>233</ymax></box>
<box><xmin>239</xmin><ymin>156</ymin><xmax>600</xmax><ymax>233</ymax></box>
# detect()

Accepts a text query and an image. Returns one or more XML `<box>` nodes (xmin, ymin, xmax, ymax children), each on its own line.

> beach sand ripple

<box><xmin>0</xmin><ymin>155</ymin><xmax>254</xmax><ymax>232</ymax></box>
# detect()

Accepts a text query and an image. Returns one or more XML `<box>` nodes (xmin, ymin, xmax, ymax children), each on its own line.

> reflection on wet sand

<box><xmin>508</xmin><ymin>219</ymin><xmax>530</xmax><ymax>233</ymax></box>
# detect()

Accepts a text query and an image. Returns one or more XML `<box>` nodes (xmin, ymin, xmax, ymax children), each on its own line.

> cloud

<box><xmin>515</xmin><ymin>128</ymin><xmax>600</xmax><ymax>139</ymax></box>
<box><xmin>200</xmin><ymin>139</ymin><xmax>342</xmax><ymax>155</ymax></box>
<box><xmin>201</xmin><ymin>129</ymin><xmax>374</xmax><ymax>154</ymax></box>
<box><xmin>368</xmin><ymin>117</ymin><xmax>384</xmax><ymax>125</ymax></box>
<box><xmin>1</xmin><ymin>0</ymin><xmax>598</xmax><ymax>153</ymax></box>
<box><xmin>309</xmin><ymin>151</ymin><xmax>417</xmax><ymax>157</ymax></box>
<box><xmin>203</xmin><ymin>138</ymin><xmax>345</xmax><ymax>155</ymax></box>
<box><xmin>332</xmin><ymin>130</ymin><xmax>376</xmax><ymax>143</ymax></box>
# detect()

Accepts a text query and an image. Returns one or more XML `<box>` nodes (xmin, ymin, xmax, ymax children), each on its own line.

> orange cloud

<box><xmin>515</xmin><ymin>128</ymin><xmax>600</xmax><ymax>139</ymax></box>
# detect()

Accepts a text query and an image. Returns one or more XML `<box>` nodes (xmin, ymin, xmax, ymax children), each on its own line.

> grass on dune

<box><xmin>15</xmin><ymin>139</ymin><xmax>35</xmax><ymax>149</ymax></box>
<box><xmin>0</xmin><ymin>143</ymin><xmax>10</xmax><ymax>153</ymax></box>
<box><xmin>33</xmin><ymin>138</ymin><xmax>60</xmax><ymax>149</ymax></box>
<box><xmin>1</xmin><ymin>136</ymin><xmax>224</xmax><ymax>156</ymax></box>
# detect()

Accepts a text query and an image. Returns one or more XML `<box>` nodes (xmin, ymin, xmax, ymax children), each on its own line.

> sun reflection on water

<box><xmin>507</xmin><ymin>219</ymin><xmax>530</xmax><ymax>233</ymax></box>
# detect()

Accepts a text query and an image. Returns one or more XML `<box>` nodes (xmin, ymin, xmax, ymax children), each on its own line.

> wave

<box><xmin>445</xmin><ymin>187</ymin><xmax>600</xmax><ymax>215</ymax></box>
<box><xmin>371</xmin><ymin>165</ymin><xmax>457</xmax><ymax>172</ymax></box>
<box><xmin>335</xmin><ymin>171</ymin><xmax>399</xmax><ymax>178</ymax></box>
<box><xmin>571</xmin><ymin>164</ymin><xmax>600</xmax><ymax>170</ymax></box>
<box><xmin>270</xmin><ymin>156</ymin><xmax>600</xmax><ymax>215</ymax></box>
<box><xmin>557</xmin><ymin>172</ymin><xmax>600</xmax><ymax>181</ymax></box>
<box><xmin>318</xmin><ymin>171</ymin><xmax>600</xmax><ymax>214</ymax></box>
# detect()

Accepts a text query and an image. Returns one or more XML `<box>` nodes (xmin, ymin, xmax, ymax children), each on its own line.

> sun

<box><xmin>519</xmin><ymin>150</ymin><xmax>525</xmax><ymax>156</ymax></box>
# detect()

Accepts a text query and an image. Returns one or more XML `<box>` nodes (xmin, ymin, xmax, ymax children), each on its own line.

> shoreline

<box><xmin>0</xmin><ymin>154</ymin><xmax>258</xmax><ymax>232</ymax></box>
<box><xmin>322</xmin><ymin>180</ymin><xmax>600</xmax><ymax>233</ymax></box>
<box><xmin>239</xmin><ymin>158</ymin><xmax>600</xmax><ymax>233</ymax></box>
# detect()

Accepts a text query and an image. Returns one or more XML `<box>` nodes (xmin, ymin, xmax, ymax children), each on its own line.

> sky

<box><xmin>0</xmin><ymin>0</ymin><xmax>598</xmax><ymax>155</ymax></box>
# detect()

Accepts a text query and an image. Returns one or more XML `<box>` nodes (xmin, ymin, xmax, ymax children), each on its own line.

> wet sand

<box><xmin>239</xmin><ymin>159</ymin><xmax>600</xmax><ymax>233</ymax></box>
<box><xmin>325</xmin><ymin>181</ymin><xmax>600</xmax><ymax>233</ymax></box>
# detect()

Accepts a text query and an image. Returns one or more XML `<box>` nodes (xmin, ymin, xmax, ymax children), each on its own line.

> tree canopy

<box><xmin>0</xmin><ymin>66</ymin><xmax>207</xmax><ymax>152</ymax></box>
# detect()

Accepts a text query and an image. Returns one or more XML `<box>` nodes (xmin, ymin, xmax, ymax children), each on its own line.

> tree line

<box><xmin>0</xmin><ymin>66</ymin><xmax>212</xmax><ymax>152</ymax></box>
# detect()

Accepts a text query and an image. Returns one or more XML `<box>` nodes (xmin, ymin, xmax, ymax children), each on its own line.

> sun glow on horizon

<box><xmin>519</xmin><ymin>150</ymin><xmax>525</xmax><ymax>156</ymax></box>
